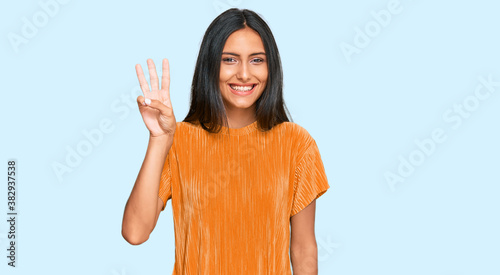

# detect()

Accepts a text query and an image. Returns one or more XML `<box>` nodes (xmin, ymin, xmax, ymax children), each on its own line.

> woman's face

<box><xmin>219</xmin><ymin>27</ymin><xmax>268</xmax><ymax>114</ymax></box>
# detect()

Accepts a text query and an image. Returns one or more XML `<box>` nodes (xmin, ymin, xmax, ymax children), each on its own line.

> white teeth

<box><xmin>230</xmin><ymin>84</ymin><xmax>254</xmax><ymax>91</ymax></box>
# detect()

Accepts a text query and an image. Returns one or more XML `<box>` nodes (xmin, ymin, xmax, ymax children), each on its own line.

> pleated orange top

<box><xmin>158</xmin><ymin>120</ymin><xmax>330</xmax><ymax>274</ymax></box>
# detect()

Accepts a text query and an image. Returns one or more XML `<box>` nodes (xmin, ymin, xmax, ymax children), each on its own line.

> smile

<box><xmin>228</xmin><ymin>84</ymin><xmax>256</xmax><ymax>95</ymax></box>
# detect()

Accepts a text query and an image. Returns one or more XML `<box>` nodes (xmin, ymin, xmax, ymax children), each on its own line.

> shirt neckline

<box><xmin>220</xmin><ymin>120</ymin><xmax>258</xmax><ymax>136</ymax></box>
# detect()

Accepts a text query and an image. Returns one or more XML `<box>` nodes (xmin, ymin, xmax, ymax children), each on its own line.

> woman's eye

<box><xmin>222</xmin><ymin>57</ymin><xmax>264</xmax><ymax>63</ymax></box>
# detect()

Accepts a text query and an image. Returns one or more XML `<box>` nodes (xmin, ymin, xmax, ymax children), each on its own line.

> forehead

<box><xmin>222</xmin><ymin>27</ymin><xmax>265</xmax><ymax>52</ymax></box>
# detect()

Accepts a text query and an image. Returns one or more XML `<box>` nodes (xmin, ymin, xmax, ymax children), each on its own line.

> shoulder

<box><xmin>273</xmin><ymin>122</ymin><xmax>317</xmax><ymax>161</ymax></box>
<box><xmin>174</xmin><ymin>121</ymin><xmax>202</xmax><ymax>135</ymax></box>
<box><xmin>168</xmin><ymin>121</ymin><xmax>199</xmax><ymax>147</ymax></box>
<box><xmin>277</xmin><ymin>121</ymin><xmax>315</xmax><ymax>147</ymax></box>
<box><xmin>177</xmin><ymin>121</ymin><xmax>197</xmax><ymax>129</ymax></box>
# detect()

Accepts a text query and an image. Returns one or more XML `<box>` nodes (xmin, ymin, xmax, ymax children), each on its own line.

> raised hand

<box><xmin>135</xmin><ymin>58</ymin><xmax>176</xmax><ymax>138</ymax></box>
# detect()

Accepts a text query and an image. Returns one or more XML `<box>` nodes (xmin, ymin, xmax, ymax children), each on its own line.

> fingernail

<box><xmin>145</xmin><ymin>98</ymin><xmax>151</xmax><ymax>105</ymax></box>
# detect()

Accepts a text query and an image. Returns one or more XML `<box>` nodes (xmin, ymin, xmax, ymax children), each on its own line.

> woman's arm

<box><xmin>121</xmin><ymin>135</ymin><xmax>172</xmax><ymax>245</ymax></box>
<box><xmin>122</xmin><ymin>58</ymin><xmax>176</xmax><ymax>245</ymax></box>
<box><xmin>290</xmin><ymin>200</ymin><xmax>318</xmax><ymax>275</ymax></box>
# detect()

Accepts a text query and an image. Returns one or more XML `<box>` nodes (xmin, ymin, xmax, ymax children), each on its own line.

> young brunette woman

<box><xmin>122</xmin><ymin>8</ymin><xmax>330</xmax><ymax>275</ymax></box>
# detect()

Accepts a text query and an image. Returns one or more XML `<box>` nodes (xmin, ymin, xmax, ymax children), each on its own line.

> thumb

<box><xmin>137</xmin><ymin>95</ymin><xmax>146</xmax><ymax>106</ymax></box>
<box><xmin>143</xmin><ymin>97</ymin><xmax>171</xmax><ymax>115</ymax></box>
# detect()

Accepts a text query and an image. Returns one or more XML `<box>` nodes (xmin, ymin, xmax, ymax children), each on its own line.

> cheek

<box><xmin>219</xmin><ymin>66</ymin><xmax>234</xmax><ymax>80</ymax></box>
<box><xmin>257</xmin><ymin>67</ymin><xmax>268</xmax><ymax>82</ymax></box>
<box><xmin>219</xmin><ymin>71</ymin><xmax>230</xmax><ymax>89</ymax></box>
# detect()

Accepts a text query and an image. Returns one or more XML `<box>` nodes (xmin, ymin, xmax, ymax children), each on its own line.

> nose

<box><xmin>236</xmin><ymin>62</ymin><xmax>251</xmax><ymax>82</ymax></box>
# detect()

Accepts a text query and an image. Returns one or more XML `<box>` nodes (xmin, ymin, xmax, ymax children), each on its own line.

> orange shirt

<box><xmin>158</xmin><ymin>120</ymin><xmax>330</xmax><ymax>274</ymax></box>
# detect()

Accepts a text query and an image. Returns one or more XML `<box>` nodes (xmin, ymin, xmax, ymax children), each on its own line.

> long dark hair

<box><xmin>182</xmin><ymin>8</ymin><xmax>292</xmax><ymax>133</ymax></box>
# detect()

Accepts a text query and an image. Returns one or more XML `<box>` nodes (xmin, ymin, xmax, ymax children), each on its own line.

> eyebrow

<box><xmin>222</xmin><ymin>52</ymin><xmax>266</xmax><ymax>56</ymax></box>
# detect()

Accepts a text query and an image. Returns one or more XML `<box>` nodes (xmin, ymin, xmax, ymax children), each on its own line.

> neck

<box><xmin>224</xmin><ymin>105</ymin><xmax>257</xmax><ymax>129</ymax></box>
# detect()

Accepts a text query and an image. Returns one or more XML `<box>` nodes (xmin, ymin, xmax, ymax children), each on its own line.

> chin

<box><xmin>222</xmin><ymin>95</ymin><xmax>254</xmax><ymax>109</ymax></box>
<box><xmin>229</xmin><ymin>100</ymin><xmax>255</xmax><ymax>109</ymax></box>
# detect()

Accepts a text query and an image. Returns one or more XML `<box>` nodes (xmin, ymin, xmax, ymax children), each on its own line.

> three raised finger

<box><xmin>135</xmin><ymin>64</ymin><xmax>150</xmax><ymax>94</ymax></box>
<box><xmin>147</xmin><ymin>59</ymin><xmax>159</xmax><ymax>91</ymax></box>
<box><xmin>161</xmin><ymin>58</ymin><xmax>171</xmax><ymax>108</ymax></box>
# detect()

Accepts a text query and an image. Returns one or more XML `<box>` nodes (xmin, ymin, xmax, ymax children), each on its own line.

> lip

<box><xmin>228</xmin><ymin>83</ymin><xmax>257</xmax><ymax>96</ymax></box>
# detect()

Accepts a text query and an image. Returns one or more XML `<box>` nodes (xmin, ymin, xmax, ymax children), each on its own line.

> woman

<box><xmin>122</xmin><ymin>8</ymin><xmax>330</xmax><ymax>274</ymax></box>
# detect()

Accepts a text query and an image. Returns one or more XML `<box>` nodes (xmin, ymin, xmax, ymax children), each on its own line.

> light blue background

<box><xmin>1</xmin><ymin>0</ymin><xmax>499</xmax><ymax>274</ymax></box>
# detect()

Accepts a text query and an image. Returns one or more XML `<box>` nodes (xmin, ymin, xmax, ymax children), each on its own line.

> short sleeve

<box><xmin>290</xmin><ymin>139</ymin><xmax>330</xmax><ymax>217</ymax></box>
<box><xmin>158</xmin><ymin>141</ymin><xmax>175</xmax><ymax>211</ymax></box>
